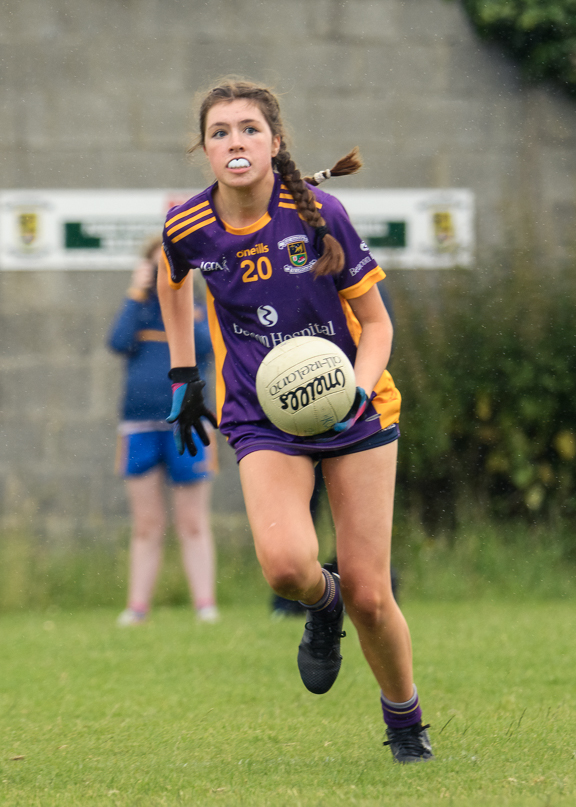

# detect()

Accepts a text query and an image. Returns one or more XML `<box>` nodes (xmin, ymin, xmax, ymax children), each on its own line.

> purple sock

<box><xmin>299</xmin><ymin>568</ymin><xmax>342</xmax><ymax>615</ymax></box>
<box><xmin>381</xmin><ymin>686</ymin><xmax>422</xmax><ymax>729</ymax></box>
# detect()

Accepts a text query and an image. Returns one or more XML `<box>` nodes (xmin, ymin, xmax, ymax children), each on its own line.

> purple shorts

<box><xmin>234</xmin><ymin>422</ymin><xmax>400</xmax><ymax>463</ymax></box>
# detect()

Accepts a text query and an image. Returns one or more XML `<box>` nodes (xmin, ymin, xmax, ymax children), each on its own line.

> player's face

<box><xmin>203</xmin><ymin>100</ymin><xmax>280</xmax><ymax>192</ymax></box>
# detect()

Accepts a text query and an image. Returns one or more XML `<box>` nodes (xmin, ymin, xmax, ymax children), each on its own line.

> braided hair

<box><xmin>190</xmin><ymin>79</ymin><xmax>362</xmax><ymax>277</ymax></box>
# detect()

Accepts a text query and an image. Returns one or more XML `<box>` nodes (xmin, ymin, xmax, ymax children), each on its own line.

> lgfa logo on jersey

<box><xmin>200</xmin><ymin>257</ymin><xmax>228</xmax><ymax>272</ymax></box>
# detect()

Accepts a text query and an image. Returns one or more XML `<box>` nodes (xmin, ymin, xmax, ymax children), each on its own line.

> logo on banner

<box><xmin>432</xmin><ymin>211</ymin><xmax>456</xmax><ymax>250</ymax></box>
<box><xmin>18</xmin><ymin>212</ymin><xmax>39</xmax><ymax>249</ymax></box>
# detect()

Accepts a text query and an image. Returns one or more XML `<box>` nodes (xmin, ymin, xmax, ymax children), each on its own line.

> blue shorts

<box><xmin>116</xmin><ymin>430</ymin><xmax>215</xmax><ymax>484</ymax></box>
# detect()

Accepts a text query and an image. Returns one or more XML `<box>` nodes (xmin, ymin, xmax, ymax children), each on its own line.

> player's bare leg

<box><xmin>323</xmin><ymin>441</ymin><xmax>412</xmax><ymax>698</ymax></box>
<box><xmin>239</xmin><ymin>451</ymin><xmax>323</xmax><ymax>600</ymax></box>
<box><xmin>172</xmin><ymin>480</ymin><xmax>218</xmax><ymax>621</ymax></box>
<box><xmin>239</xmin><ymin>450</ymin><xmax>345</xmax><ymax>693</ymax></box>
<box><xmin>323</xmin><ymin>440</ymin><xmax>433</xmax><ymax>762</ymax></box>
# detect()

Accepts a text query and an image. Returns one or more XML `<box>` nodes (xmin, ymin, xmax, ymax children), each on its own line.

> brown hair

<box><xmin>189</xmin><ymin>79</ymin><xmax>362</xmax><ymax>277</ymax></box>
<box><xmin>141</xmin><ymin>234</ymin><xmax>163</xmax><ymax>261</ymax></box>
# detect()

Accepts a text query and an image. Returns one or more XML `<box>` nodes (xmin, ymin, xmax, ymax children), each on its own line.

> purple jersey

<box><xmin>162</xmin><ymin>174</ymin><xmax>401</xmax><ymax>460</ymax></box>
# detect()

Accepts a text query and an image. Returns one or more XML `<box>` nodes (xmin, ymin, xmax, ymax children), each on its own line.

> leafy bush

<box><xmin>387</xmin><ymin>261</ymin><xmax>576</xmax><ymax>531</ymax></box>
<box><xmin>462</xmin><ymin>0</ymin><xmax>576</xmax><ymax>93</ymax></box>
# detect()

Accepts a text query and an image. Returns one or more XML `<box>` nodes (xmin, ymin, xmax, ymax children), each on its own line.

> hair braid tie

<box><xmin>315</xmin><ymin>225</ymin><xmax>330</xmax><ymax>240</ymax></box>
<box><xmin>313</xmin><ymin>170</ymin><xmax>331</xmax><ymax>185</ymax></box>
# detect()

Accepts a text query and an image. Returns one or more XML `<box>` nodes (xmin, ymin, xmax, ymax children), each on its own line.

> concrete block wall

<box><xmin>1</xmin><ymin>0</ymin><xmax>575</xmax><ymax>533</ymax></box>
<box><xmin>0</xmin><ymin>269</ymin><xmax>246</xmax><ymax>537</ymax></box>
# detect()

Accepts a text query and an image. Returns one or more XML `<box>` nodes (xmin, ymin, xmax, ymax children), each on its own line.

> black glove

<box><xmin>167</xmin><ymin>366</ymin><xmax>218</xmax><ymax>456</ymax></box>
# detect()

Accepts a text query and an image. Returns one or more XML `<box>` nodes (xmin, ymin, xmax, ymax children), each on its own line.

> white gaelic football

<box><xmin>256</xmin><ymin>336</ymin><xmax>356</xmax><ymax>436</ymax></box>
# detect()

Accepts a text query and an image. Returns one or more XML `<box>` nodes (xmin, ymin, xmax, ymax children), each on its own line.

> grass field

<box><xmin>2</xmin><ymin>599</ymin><xmax>575</xmax><ymax>806</ymax></box>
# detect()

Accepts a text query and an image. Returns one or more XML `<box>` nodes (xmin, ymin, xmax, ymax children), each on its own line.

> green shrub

<box><xmin>387</xmin><ymin>261</ymin><xmax>576</xmax><ymax>530</ymax></box>
<box><xmin>462</xmin><ymin>0</ymin><xmax>576</xmax><ymax>93</ymax></box>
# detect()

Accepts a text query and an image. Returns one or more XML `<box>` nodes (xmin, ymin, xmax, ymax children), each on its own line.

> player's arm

<box><xmin>323</xmin><ymin>284</ymin><xmax>392</xmax><ymax>438</ymax></box>
<box><xmin>157</xmin><ymin>250</ymin><xmax>217</xmax><ymax>455</ymax></box>
<box><xmin>348</xmin><ymin>284</ymin><xmax>393</xmax><ymax>395</ymax></box>
<box><xmin>156</xmin><ymin>252</ymin><xmax>196</xmax><ymax>367</ymax></box>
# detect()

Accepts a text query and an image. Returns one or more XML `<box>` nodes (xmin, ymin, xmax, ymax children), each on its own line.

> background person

<box><xmin>108</xmin><ymin>237</ymin><xmax>219</xmax><ymax>625</ymax></box>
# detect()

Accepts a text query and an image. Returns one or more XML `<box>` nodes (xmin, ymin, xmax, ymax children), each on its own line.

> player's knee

<box><xmin>342</xmin><ymin>584</ymin><xmax>391</xmax><ymax>630</ymax></box>
<box><xmin>263</xmin><ymin>562</ymin><xmax>310</xmax><ymax>599</ymax></box>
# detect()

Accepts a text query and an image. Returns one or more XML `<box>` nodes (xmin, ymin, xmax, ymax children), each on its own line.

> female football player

<box><xmin>157</xmin><ymin>79</ymin><xmax>433</xmax><ymax>763</ymax></box>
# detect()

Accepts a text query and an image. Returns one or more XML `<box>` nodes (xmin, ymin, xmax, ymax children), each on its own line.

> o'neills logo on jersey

<box><xmin>200</xmin><ymin>257</ymin><xmax>228</xmax><ymax>272</ymax></box>
<box><xmin>236</xmin><ymin>243</ymin><xmax>269</xmax><ymax>258</ymax></box>
<box><xmin>232</xmin><ymin>319</ymin><xmax>335</xmax><ymax>348</ymax></box>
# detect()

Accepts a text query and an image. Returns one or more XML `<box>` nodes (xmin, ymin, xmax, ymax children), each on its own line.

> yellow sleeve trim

<box><xmin>167</xmin><ymin>208</ymin><xmax>214</xmax><ymax>237</ymax></box>
<box><xmin>172</xmin><ymin>216</ymin><xmax>217</xmax><ymax>243</ymax></box>
<box><xmin>162</xmin><ymin>247</ymin><xmax>187</xmax><ymax>290</ymax></box>
<box><xmin>166</xmin><ymin>200</ymin><xmax>209</xmax><ymax>228</ymax></box>
<box><xmin>339</xmin><ymin>266</ymin><xmax>386</xmax><ymax>300</ymax></box>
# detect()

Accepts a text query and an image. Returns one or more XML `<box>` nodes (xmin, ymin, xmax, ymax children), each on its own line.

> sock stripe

<box><xmin>383</xmin><ymin>703</ymin><xmax>420</xmax><ymax>716</ymax></box>
<box><xmin>299</xmin><ymin>568</ymin><xmax>340</xmax><ymax>613</ymax></box>
<box><xmin>381</xmin><ymin>686</ymin><xmax>423</xmax><ymax>729</ymax></box>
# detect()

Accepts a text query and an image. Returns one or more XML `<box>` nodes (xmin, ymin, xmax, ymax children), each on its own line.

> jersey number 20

<box><xmin>241</xmin><ymin>257</ymin><xmax>273</xmax><ymax>283</ymax></box>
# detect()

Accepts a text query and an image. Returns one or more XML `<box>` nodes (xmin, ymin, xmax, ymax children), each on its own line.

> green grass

<box><xmin>3</xmin><ymin>514</ymin><xmax>576</xmax><ymax>614</ymax></box>
<box><xmin>392</xmin><ymin>518</ymin><xmax>576</xmax><ymax>601</ymax></box>
<box><xmin>1</xmin><ymin>600</ymin><xmax>575</xmax><ymax>806</ymax></box>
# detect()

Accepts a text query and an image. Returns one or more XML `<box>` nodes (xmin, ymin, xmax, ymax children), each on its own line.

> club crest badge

<box><xmin>278</xmin><ymin>234</ymin><xmax>314</xmax><ymax>274</ymax></box>
<box><xmin>18</xmin><ymin>212</ymin><xmax>38</xmax><ymax>248</ymax></box>
<box><xmin>287</xmin><ymin>241</ymin><xmax>307</xmax><ymax>267</ymax></box>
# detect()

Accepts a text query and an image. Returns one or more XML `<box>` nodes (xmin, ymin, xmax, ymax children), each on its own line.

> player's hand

<box><xmin>167</xmin><ymin>366</ymin><xmax>218</xmax><ymax>456</ymax></box>
<box><xmin>332</xmin><ymin>387</ymin><xmax>369</xmax><ymax>433</ymax></box>
<box><xmin>316</xmin><ymin>387</ymin><xmax>370</xmax><ymax>441</ymax></box>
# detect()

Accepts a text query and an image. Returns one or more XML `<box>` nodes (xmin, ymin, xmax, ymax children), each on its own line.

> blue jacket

<box><xmin>108</xmin><ymin>291</ymin><xmax>213</xmax><ymax>421</ymax></box>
